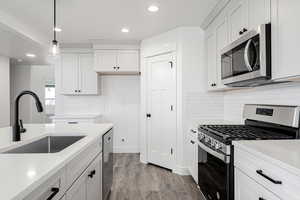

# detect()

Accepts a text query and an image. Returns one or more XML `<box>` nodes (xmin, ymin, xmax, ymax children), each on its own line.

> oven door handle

<box><xmin>244</xmin><ymin>39</ymin><xmax>254</xmax><ymax>72</ymax></box>
<box><xmin>197</xmin><ymin>141</ymin><xmax>230</xmax><ymax>163</ymax></box>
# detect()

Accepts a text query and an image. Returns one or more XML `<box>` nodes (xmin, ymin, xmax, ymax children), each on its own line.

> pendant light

<box><xmin>50</xmin><ymin>0</ymin><xmax>60</xmax><ymax>56</ymax></box>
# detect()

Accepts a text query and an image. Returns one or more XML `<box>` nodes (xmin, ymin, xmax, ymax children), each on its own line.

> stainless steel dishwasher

<box><xmin>102</xmin><ymin>128</ymin><xmax>113</xmax><ymax>200</ymax></box>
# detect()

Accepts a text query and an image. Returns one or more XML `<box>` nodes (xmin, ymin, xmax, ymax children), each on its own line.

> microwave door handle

<box><xmin>244</xmin><ymin>39</ymin><xmax>254</xmax><ymax>72</ymax></box>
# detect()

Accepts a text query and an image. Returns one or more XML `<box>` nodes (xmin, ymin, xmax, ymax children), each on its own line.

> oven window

<box><xmin>198</xmin><ymin>149</ymin><xmax>227</xmax><ymax>200</ymax></box>
<box><xmin>221</xmin><ymin>35</ymin><xmax>260</xmax><ymax>79</ymax></box>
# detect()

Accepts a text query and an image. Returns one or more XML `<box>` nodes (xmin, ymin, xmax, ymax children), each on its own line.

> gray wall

<box><xmin>0</xmin><ymin>56</ymin><xmax>10</xmax><ymax>127</ymax></box>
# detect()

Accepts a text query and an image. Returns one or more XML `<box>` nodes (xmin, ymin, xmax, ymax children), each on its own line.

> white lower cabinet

<box><xmin>187</xmin><ymin>130</ymin><xmax>198</xmax><ymax>183</ymax></box>
<box><xmin>24</xmin><ymin>137</ymin><xmax>103</xmax><ymax>200</ymax></box>
<box><xmin>235</xmin><ymin>145</ymin><xmax>300</xmax><ymax>200</ymax></box>
<box><xmin>235</xmin><ymin>168</ymin><xmax>280</xmax><ymax>200</ymax></box>
<box><xmin>86</xmin><ymin>154</ymin><xmax>102</xmax><ymax>200</ymax></box>
<box><xmin>66</xmin><ymin>153</ymin><xmax>102</xmax><ymax>200</ymax></box>
<box><xmin>24</xmin><ymin>168</ymin><xmax>66</xmax><ymax>200</ymax></box>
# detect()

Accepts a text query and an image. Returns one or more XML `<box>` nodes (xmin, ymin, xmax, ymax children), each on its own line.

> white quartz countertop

<box><xmin>50</xmin><ymin>114</ymin><xmax>102</xmax><ymax>119</ymax></box>
<box><xmin>0</xmin><ymin>123</ymin><xmax>113</xmax><ymax>200</ymax></box>
<box><xmin>234</xmin><ymin>140</ymin><xmax>300</xmax><ymax>178</ymax></box>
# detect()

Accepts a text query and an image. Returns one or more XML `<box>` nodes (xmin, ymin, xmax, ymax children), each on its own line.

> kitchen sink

<box><xmin>3</xmin><ymin>136</ymin><xmax>85</xmax><ymax>154</ymax></box>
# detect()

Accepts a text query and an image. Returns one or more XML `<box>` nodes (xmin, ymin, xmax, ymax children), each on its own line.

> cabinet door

<box><xmin>189</xmin><ymin>133</ymin><xmax>198</xmax><ymax>184</ymax></box>
<box><xmin>66</xmin><ymin>172</ymin><xmax>87</xmax><ymax>200</ymax></box>
<box><xmin>94</xmin><ymin>51</ymin><xmax>117</xmax><ymax>72</ymax></box>
<box><xmin>272</xmin><ymin>0</ymin><xmax>300</xmax><ymax>79</ymax></box>
<box><xmin>78</xmin><ymin>54</ymin><xmax>98</xmax><ymax>95</ymax></box>
<box><xmin>235</xmin><ymin>168</ymin><xmax>280</xmax><ymax>200</ymax></box>
<box><xmin>86</xmin><ymin>154</ymin><xmax>102</xmax><ymax>200</ymax></box>
<box><xmin>228</xmin><ymin>0</ymin><xmax>248</xmax><ymax>42</ymax></box>
<box><xmin>186</xmin><ymin>134</ymin><xmax>194</xmax><ymax>179</ymax></box>
<box><xmin>61</xmin><ymin>54</ymin><xmax>79</xmax><ymax>95</ymax></box>
<box><xmin>117</xmin><ymin>50</ymin><xmax>139</xmax><ymax>72</ymax></box>
<box><xmin>247</xmin><ymin>0</ymin><xmax>271</xmax><ymax>30</ymax></box>
<box><xmin>215</xmin><ymin>18</ymin><xmax>229</xmax><ymax>90</ymax></box>
<box><xmin>206</xmin><ymin>33</ymin><xmax>218</xmax><ymax>90</ymax></box>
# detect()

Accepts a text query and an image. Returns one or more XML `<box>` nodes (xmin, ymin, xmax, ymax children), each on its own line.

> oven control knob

<box><xmin>215</xmin><ymin>143</ymin><xmax>221</xmax><ymax>150</ymax></box>
<box><xmin>205</xmin><ymin>137</ymin><xmax>211</xmax><ymax>144</ymax></box>
<box><xmin>198</xmin><ymin>133</ymin><xmax>204</xmax><ymax>141</ymax></box>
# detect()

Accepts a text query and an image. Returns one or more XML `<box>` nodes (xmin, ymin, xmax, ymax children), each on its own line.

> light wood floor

<box><xmin>109</xmin><ymin>153</ymin><xmax>204</xmax><ymax>200</ymax></box>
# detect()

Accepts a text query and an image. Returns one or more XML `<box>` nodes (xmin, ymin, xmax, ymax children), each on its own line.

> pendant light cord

<box><xmin>53</xmin><ymin>0</ymin><xmax>56</xmax><ymax>41</ymax></box>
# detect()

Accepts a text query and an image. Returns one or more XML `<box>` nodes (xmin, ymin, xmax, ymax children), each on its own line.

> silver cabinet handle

<box><xmin>68</xmin><ymin>121</ymin><xmax>78</xmax><ymax>124</ymax></box>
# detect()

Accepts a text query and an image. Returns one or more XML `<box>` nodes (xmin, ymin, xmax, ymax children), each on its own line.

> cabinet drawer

<box><xmin>24</xmin><ymin>168</ymin><xmax>66</xmax><ymax>200</ymax></box>
<box><xmin>235</xmin><ymin>147</ymin><xmax>300</xmax><ymax>200</ymax></box>
<box><xmin>66</xmin><ymin>139</ymin><xmax>101</xmax><ymax>188</ymax></box>
<box><xmin>235</xmin><ymin>168</ymin><xmax>280</xmax><ymax>200</ymax></box>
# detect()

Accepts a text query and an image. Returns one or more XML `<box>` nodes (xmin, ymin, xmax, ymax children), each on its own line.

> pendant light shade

<box><xmin>50</xmin><ymin>0</ymin><xmax>60</xmax><ymax>56</ymax></box>
<box><xmin>51</xmin><ymin>39</ymin><xmax>60</xmax><ymax>56</ymax></box>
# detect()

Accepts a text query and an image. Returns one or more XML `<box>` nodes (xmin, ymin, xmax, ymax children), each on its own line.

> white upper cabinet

<box><xmin>94</xmin><ymin>50</ymin><xmax>139</xmax><ymax>73</ymax></box>
<box><xmin>206</xmin><ymin>32</ymin><xmax>218</xmax><ymax>90</ymax></box>
<box><xmin>247</xmin><ymin>0</ymin><xmax>271</xmax><ymax>30</ymax></box>
<box><xmin>94</xmin><ymin>50</ymin><xmax>118</xmax><ymax>72</ymax></box>
<box><xmin>61</xmin><ymin>54</ymin><xmax>79</xmax><ymax>95</ymax></box>
<box><xmin>117</xmin><ymin>50</ymin><xmax>139</xmax><ymax>72</ymax></box>
<box><xmin>215</xmin><ymin>17</ymin><xmax>229</xmax><ymax>90</ymax></box>
<box><xmin>60</xmin><ymin>53</ymin><xmax>98</xmax><ymax>95</ymax></box>
<box><xmin>78</xmin><ymin>54</ymin><xmax>98</xmax><ymax>95</ymax></box>
<box><xmin>272</xmin><ymin>0</ymin><xmax>300</xmax><ymax>80</ymax></box>
<box><xmin>228</xmin><ymin>0</ymin><xmax>271</xmax><ymax>42</ymax></box>
<box><xmin>205</xmin><ymin>0</ymin><xmax>272</xmax><ymax>91</ymax></box>
<box><xmin>228</xmin><ymin>0</ymin><xmax>248</xmax><ymax>42</ymax></box>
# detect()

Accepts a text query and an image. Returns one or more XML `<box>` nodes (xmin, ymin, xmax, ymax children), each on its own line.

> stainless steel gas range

<box><xmin>197</xmin><ymin>104</ymin><xmax>300</xmax><ymax>200</ymax></box>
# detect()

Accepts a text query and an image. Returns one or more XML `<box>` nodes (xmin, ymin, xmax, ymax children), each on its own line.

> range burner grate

<box><xmin>200</xmin><ymin>125</ymin><xmax>294</xmax><ymax>141</ymax></box>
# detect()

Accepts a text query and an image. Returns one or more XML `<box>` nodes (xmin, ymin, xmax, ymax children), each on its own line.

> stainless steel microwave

<box><xmin>221</xmin><ymin>23</ymin><xmax>271</xmax><ymax>87</ymax></box>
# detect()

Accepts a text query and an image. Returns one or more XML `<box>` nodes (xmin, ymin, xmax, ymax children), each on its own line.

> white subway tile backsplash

<box><xmin>224</xmin><ymin>83</ymin><xmax>300</xmax><ymax>122</ymax></box>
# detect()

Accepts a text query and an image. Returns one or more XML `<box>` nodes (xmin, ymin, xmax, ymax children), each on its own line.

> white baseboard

<box><xmin>173</xmin><ymin>166</ymin><xmax>190</xmax><ymax>175</ymax></box>
<box><xmin>113</xmin><ymin>146</ymin><xmax>140</xmax><ymax>153</ymax></box>
<box><xmin>140</xmin><ymin>155</ymin><xmax>148</xmax><ymax>164</ymax></box>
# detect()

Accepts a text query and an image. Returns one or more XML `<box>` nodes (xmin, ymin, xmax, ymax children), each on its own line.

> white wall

<box><xmin>0</xmin><ymin>56</ymin><xmax>10</xmax><ymax>127</ymax></box>
<box><xmin>56</xmin><ymin>75</ymin><xmax>140</xmax><ymax>153</ymax></box>
<box><xmin>140</xmin><ymin>27</ymin><xmax>224</xmax><ymax>174</ymax></box>
<box><xmin>10</xmin><ymin>65</ymin><xmax>54</xmax><ymax>124</ymax></box>
<box><xmin>224</xmin><ymin>83</ymin><xmax>300</xmax><ymax>122</ymax></box>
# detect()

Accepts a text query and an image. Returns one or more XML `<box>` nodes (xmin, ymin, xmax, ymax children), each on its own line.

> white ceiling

<box><xmin>1</xmin><ymin>0</ymin><xmax>220</xmax><ymax>44</ymax></box>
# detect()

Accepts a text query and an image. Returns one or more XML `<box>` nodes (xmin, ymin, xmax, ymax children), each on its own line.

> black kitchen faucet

<box><xmin>13</xmin><ymin>91</ymin><xmax>43</xmax><ymax>142</ymax></box>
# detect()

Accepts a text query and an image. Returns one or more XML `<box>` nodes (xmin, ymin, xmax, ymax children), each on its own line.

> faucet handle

<box><xmin>19</xmin><ymin>120</ymin><xmax>26</xmax><ymax>133</ymax></box>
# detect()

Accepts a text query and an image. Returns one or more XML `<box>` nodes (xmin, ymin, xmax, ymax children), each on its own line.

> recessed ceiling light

<box><xmin>148</xmin><ymin>5</ymin><xmax>159</xmax><ymax>12</ymax></box>
<box><xmin>121</xmin><ymin>28</ymin><xmax>130</xmax><ymax>33</ymax></box>
<box><xmin>54</xmin><ymin>27</ymin><xmax>62</xmax><ymax>32</ymax></box>
<box><xmin>26</xmin><ymin>53</ymin><xmax>36</xmax><ymax>58</ymax></box>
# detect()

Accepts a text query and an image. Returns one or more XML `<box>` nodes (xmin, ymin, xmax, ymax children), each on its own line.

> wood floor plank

<box><xmin>109</xmin><ymin>153</ymin><xmax>204</xmax><ymax>200</ymax></box>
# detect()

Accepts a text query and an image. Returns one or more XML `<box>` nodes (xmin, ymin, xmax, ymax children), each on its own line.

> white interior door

<box><xmin>146</xmin><ymin>53</ymin><xmax>176</xmax><ymax>170</ymax></box>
